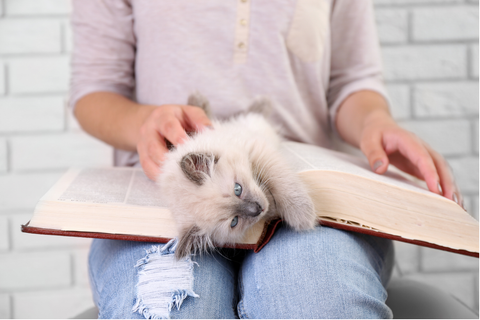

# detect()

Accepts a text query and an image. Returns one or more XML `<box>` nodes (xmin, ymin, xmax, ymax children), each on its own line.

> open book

<box><xmin>22</xmin><ymin>142</ymin><xmax>479</xmax><ymax>257</ymax></box>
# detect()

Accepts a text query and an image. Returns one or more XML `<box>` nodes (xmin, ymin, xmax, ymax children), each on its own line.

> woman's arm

<box><xmin>74</xmin><ymin>92</ymin><xmax>211</xmax><ymax>180</ymax></box>
<box><xmin>335</xmin><ymin>90</ymin><xmax>462</xmax><ymax>206</ymax></box>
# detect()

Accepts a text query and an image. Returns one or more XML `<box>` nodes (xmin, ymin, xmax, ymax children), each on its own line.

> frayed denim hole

<box><xmin>132</xmin><ymin>239</ymin><xmax>199</xmax><ymax>319</ymax></box>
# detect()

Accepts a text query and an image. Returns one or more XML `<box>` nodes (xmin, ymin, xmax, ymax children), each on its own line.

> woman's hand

<box><xmin>74</xmin><ymin>92</ymin><xmax>212</xmax><ymax>181</ymax></box>
<box><xmin>359</xmin><ymin>109</ymin><xmax>463</xmax><ymax>207</ymax></box>
<box><xmin>336</xmin><ymin>90</ymin><xmax>463</xmax><ymax>208</ymax></box>
<box><xmin>137</xmin><ymin>104</ymin><xmax>212</xmax><ymax>180</ymax></box>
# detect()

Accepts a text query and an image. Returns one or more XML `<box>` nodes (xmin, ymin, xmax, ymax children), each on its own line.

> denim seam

<box><xmin>236</xmin><ymin>263</ymin><xmax>250</xmax><ymax>319</ymax></box>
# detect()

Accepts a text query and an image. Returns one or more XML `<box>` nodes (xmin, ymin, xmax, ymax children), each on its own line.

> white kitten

<box><xmin>158</xmin><ymin>92</ymin><xmax>317</xmax><ymax>259</ymax></box>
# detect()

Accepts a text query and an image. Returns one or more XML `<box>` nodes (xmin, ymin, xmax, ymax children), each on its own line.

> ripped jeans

<box><xmin>89</xmin><ymin>225</ymin><xmax>394</xmax><ymax>319</ymax></box>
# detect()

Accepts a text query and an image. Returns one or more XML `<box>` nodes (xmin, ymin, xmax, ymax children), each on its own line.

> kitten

<box><xmin>158</xmin><ymin>92</ymin><xmax>317</xmax><ymax>259</ymax></box>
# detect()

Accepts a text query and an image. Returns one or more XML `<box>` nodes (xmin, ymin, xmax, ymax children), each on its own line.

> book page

<box><xmin>55</xmin><ymin>167</ymin><xmax>166</xmax><ymax>208</ymax></box>
<box><xmin>281</xmin><ymin>141</ymin><xmax>440</xmax><ymax>198</ymax></box>
<box><xmin>58</xmin><ymin>168</ymin><xmax>132</xmax><ymax>203</ymax></box>
<box><xmin>126</xmin><ymin>170</ymin><xmax>167</xmax><ymax>207</ymax></box>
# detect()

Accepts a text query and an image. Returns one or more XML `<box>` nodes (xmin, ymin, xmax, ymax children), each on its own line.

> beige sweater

<box><xmin>70</xmin><ymin>0</ymin><xmax>389</xmax><ymax>166</ymax></box>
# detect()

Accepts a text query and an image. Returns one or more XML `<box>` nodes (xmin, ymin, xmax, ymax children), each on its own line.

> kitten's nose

<box><xmin>243</xmin><ymin>201</ymin><xmax>263</xmax><ymax>217</ymax></box>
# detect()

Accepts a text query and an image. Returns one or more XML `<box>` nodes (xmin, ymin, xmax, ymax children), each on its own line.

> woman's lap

<box><xmin>89</xmin><ymin>225</ymin><xmax>394</xmax><ymax>319</ymax></box>
<box><xmin>89</xmin><ymin>239</ymin><xmax>238</xmax><ymax>319</ymax></box>
<box><xmin>238</xmin><ymin>225</ymin><xmax>394</xmax><ymax>318</ymax></box>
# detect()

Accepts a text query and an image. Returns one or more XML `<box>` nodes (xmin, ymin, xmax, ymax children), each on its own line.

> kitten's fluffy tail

<box><xmin>187</xmin><ymin>91</ymin><xmax>212</xmax><ymax>117</ymax></box>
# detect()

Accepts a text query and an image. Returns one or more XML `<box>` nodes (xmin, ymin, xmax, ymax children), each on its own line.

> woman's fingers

<box><xmin>182</xmin><ymin>105</ymin><xmax>213</xmax><ymax>132</ymax></box>
<box><xmin>137</xmin><ymin>104</ymin><xmax>212</xmax><ymax>180</ymax></box>
<box><xmin>137</xmin><ymin>128</ymin><xmax>169</xmax><ymax>180</ymax></box>
<box><xmin>361</xmin><ymin>126</ymin><xmax>451</xmax><ymax>197</ymax></box>
<box><xmin>386</xmin><ymin>132</ymin><xmax>441</xmax><ymax>195</ymax></box>
<box><xmin>360</xmin><ymin>129</ymin><xmax>390</xmax><ymax>174</ymax></box>
<box><xmin>425</xmin><ymin>144</ymin><xmax>463</xmax><ymax>207</ymax></box>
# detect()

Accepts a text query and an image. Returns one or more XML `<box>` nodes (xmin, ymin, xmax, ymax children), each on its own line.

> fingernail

<box><xmin>437</xmin><ymin>182</ymin><xmax>443</xmax><ymax>195</ymax></box>
<box><xmin>373</xmin><ymin>160</ymin><xmax>383</xmax><ymax>172</ymax></box>
<box><xmin>452</xmin><ymin>192</ymin><xmax>458</xmax><ymax>204</ymax></box>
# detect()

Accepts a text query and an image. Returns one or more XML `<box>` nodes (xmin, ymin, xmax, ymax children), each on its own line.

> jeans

<box><xmin>89</xmin><ymin>225</ymin><xmax>394</xmax><ymax>318</ymax></box>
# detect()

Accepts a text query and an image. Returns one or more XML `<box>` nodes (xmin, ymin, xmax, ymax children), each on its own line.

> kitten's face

<box><xmin>171</xmin><ymin>151</ymin><xmax>271</xmax><ymax>259</ymax></box>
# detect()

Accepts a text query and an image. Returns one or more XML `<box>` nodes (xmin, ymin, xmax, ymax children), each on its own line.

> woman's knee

<box><xmin>238</xmin><ymin>226</ymin><xmax>394</xmax><ymax>318</ymax></box>
<box><xmin>89</xmin><ymin>239</ymin><xmax>239</xmax><ymax>319</ymax></box>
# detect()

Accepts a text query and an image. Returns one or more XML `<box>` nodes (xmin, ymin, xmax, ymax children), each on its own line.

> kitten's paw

<box><xmin>282</xmin><ymin>197</ymin><xmax>317</xmax><ymax>231</ymax></box>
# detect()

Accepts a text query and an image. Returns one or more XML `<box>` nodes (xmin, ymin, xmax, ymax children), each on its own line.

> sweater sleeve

<box><xmin>69</xmin><ymin>0</ymin><xmax>136</xmax><ymax>110</ymax></box>
<box><xmin>327</xmin><ymin>0</ymin><xmax>390</xmax><ymax>136</ymax></box>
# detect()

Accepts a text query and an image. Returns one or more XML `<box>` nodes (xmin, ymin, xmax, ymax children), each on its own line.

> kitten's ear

<box><xmin>181</xmin><ymin>152</ymin><xmax>218</xmax><ymax>186</ymax></box>
<box><xmin>247</xmin><ymin>96</ymin><xmax>272</xmax><ymax>117</ymax></box>
<box><xmin>175</xmin><ymin>225</ymin><xmax>211</xmax><ymax>260</ymax></box>
<box><xmin>187</xmin><ymin>91</ymin><xmax>212</xmax><ymax>117</ymax></box>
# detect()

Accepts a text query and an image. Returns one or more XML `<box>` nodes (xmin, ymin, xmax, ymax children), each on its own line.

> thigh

<box><xmin>89</xmin><ymin>239</ymin><xmax>239</xmax><ymax>319</ymax></box>
<box><xmin>238</xmin><ymin>225</ymin><xmax>394</xmax><ymax>319</ymax></box>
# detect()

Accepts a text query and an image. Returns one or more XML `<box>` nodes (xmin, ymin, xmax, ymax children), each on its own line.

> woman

<box><xmin>71</xmin><ymin>1</ymin><xmax>461</xmax><ymax>318</ymax></box>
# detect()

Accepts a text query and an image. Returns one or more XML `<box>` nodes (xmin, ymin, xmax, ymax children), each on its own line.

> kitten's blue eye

<box><xmin>231</xmin><ymin>216</ymin><xmax>238</xmax><ymax>228</ymax></box>
<box><xmin>234</xmin><ymin>183</ymin><xmax>242</xmax><ymax>197</ymax></box>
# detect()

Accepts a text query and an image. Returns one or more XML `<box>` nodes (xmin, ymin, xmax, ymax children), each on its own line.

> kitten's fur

<box><xmin>159</xmin><ymin>92</ymin><xmax>317</xmax><ymax>259</ymax></box>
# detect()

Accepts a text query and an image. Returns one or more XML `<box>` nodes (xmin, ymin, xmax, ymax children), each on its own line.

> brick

<box><xmin>66</xmin><ymin>96</ymin><xmax>82</xmax><ymax>131</ymax></box>
<box><xmin>0</xmin><ymin>172</ymin><xmax>63</xmax><ymax>211</ymax></box>
<box><xmin>386</xmin><ymin>84</ymin><xmax>410</xmax><ymax>120</ymax></box>
<box><xmin>73</xmin><ymin>248</ymin><xmax>91</xmax><ymax>286</ymax></box>
<box><xmin>0</xmin><ymin>19</ymin><xmax>61</xmax><ymax>54</ymax></box>
<box><xmin>0</xmin><ymin>61</ymin><xmax>5</xmax><ymax>96</ymax></box>
<box><xmin>382</xmin><ymin>45</ymin><xmax>467</xmax><ymax>81</ymax></box>
<box><xmin>11</xmin><ymin>132</ymin><xmax>113</xmax><ymax>171</ymax></box>
<box><xmin>447</xmin><ymin>157</ymin><xmax>479</xmax><ymax>193</ymax></box>
<box><xmin>413</xmin><ymin>82</ymin><xmax>479</xmax><ymax>118</ymax></box>
<box><xmin>11</xmin><ymin>213</ymin><xmax>92</xmax><ymax>250</ymax></box>
<box><xmin>14</xmin><ymin>288</ymin><xmax>94</xmax><ymax>319</ymax></box>
<box><xmin>472</xmin><ymin>196</ymin><xmax>479</xmax><ymax>220</ymax></box>
<box><xmin>421</xmin><ymin>247</ymin><xmax>479</xmax><ymax>272</ymax></box>
<box><xmin>0</xmin><ymin>215</ymin><xmax>8</xmax><ymax>251</ymax></box>
<box><xmin>399</xmin><ymin>120</ymin><xmax>471</xmax><ymax>156</ymax></box>
<box><xmin>472</xmin><ymin>44</ymin><xmax>479</xmax><ymax>78</ymax></box>
<box><xmin>413</xmin><ymin>6</ymin><xmax>478</xmax><ymax>41</ymax></box>
<box><xmin>0</xmin><ymin>137</ymin><xmax>6</xmax><ymax>173</ymax></box>
<box><xmin>393</xmin><ymin>241</ymin><xmax>420</xmax><ymax>274</ymax></box>
<box><xmin>0</xmin><ymin>96</ymin><xmax>64</xmax><ymax>133</ymax></box>
<box><xmin>0</xmin><ymin>294</ymin><xmax>10</xmax><ymax>319</ymax></box>
<box><xmin>5</xmin><ymin>0</ymin><xmax>71</xmax><ymax>15</ymax></box>
<box><xmin>474</xmin><ymin>121</ymin><xmax>479</xmax><ymax>154</ymax></box>
<box><xmin>64</xmin><ymin>20</ymin><xmax>73</xmax><ymax>53</ymax></box>
<box><xmin>462</xmin><ymin>195</ymin><xmax>473</xmax><ymax>215</ymax></box>
<box><xmin>375</xmin><ymin>9</ymin><xmax>408</xmax><ymax>44</ymax></box>
<box><xmin>67</xmin><ymin>110</ymin><xmax>82</xmax><ymax>131</ymax></box>
<box><xmin>9</xmin><ymin>56</ymin><xmax>70</xmax><ymax>94</ymax></box>
<box><xmin>405</xmin><ymin>272</ymin><xmax>478</xmax><ymax>310</ymax></box>
<box><xmin>0</xmin><ymin>251</ymin><xmax>71</xmax><ymax>290</ymax></box>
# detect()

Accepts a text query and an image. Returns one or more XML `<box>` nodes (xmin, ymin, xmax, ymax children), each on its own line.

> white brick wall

<box><xmin>412</xmin><ymin>6</ymin><xmax>478</xmax><ymax>41</ymax></box>
<box><xmin>0</xmin><ymin>1</ymin><xmax>110</xmax><ymax>318</ymax></box>
<box><xmin>9</xmin><ymin>56</ymin><xmax>70</xmax><ymax>94</ymax></box>
<box><xmin>375</xmin><ymin>0</ymin><xmax>479</xmax><ymax>313</ymax></box>
<box><xmin>414</xmin><ymin>82</ymin><xmax>479</xmax><ymax>117</ymax></box>
<box><xmin>0</xmin><ymin>96</ymin><xmax>65</xmax><ymax>133</ymax></box>
<box><xmin>0</xmin><ymin>19</ymin><xmax>62</xmax><ymax>54</ymax></box>
<box><xmin>0</xmin><ymin>0</ymin><xmax>477</xmax><ymax>319</ymax></box>
<box><xmin>0</xmin><ymin>62</ymin><xmax>5</xmax><ymax>96</ymax></box>
<box><xmin>383</xmin><ymin>45</ymin><xmax>467</xmax><ymax>80</ymax></box>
